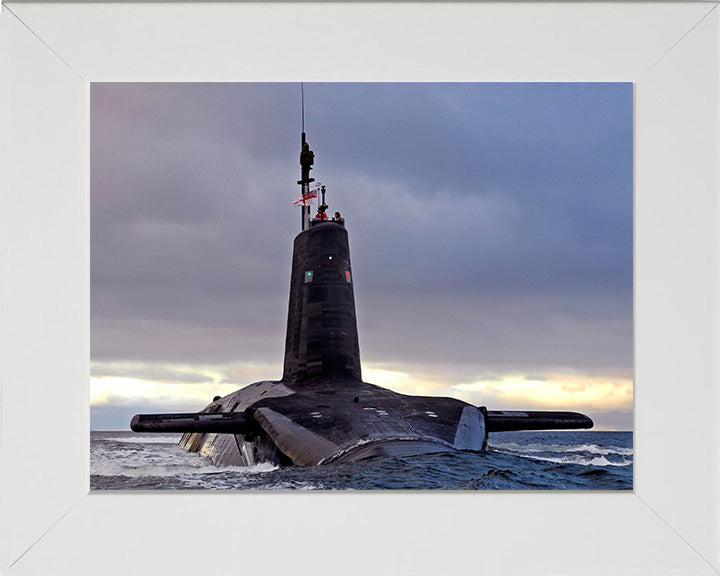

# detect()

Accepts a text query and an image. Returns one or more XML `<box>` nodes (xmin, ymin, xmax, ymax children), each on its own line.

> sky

<box><xmin>90</xmin><ymin>82</ymin><xmax>633</xmax><ymax>431</ymax></box>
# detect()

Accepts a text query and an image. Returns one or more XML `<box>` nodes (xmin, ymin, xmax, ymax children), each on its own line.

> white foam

<box><xmin>548</xmin><ymin>454</ymin><xmax>632</xmax><ymax>467</ymax></box>
<box><xmin>498</xmin><ymin>451</ymin><xmax>632</xmax><ymax>467</ymax></box>
<box><xmin>91</xmin><ymin>437</ymin><xmax>279</xmax><ymax>478</ymax></box>
<box><xmin>487</xmin><ymin>438</ymin><xmax>634</xmax><ymax>467</ymax></box>
<box><xmin>103</xmin><ymin>436</ymin><xmax>183</xmax><ymax>444</ymax></box>
<box><xmin>572</xmin><ymin>443</ymin><xmax>634</xmax><ymax>456</ymax></box>
<box><xmin>256</xmin><ymin>482</ymin><xmax>322</xmax><ymax>490</ymax></box>
<box><xmin>91</xmin><ymin>457</ymin><xmax>278</xmax><ymax>478</ymax></box>
<box><xmin>490</xmin><ymin>441</ymin><xmax>633</xmax><ymax>457</ymax></box>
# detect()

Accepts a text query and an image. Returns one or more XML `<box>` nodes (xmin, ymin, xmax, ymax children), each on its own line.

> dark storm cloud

<box><xmin>303</xmin><ymin>83</ymin><xmax>632</xmax><ymax>297</ymax></box>
<box><xmin>91</xmin><ymin>83</ymin><xmax>302</xmax><ymax>364</ymax></box>
<box><xmin>91</xmin><ymin>82</ymin><xmax>632</xmax><ymax>379</ymax></box>
<box><xmin>307</xmin><ymin>83</ymin><xmax>631</xmax><ymax>201</ymax></box>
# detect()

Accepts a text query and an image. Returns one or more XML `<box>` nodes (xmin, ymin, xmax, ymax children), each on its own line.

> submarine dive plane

<box><xmin>131</xmin><ymin>130</ymin><xmax>593</xmax><ymax>468</ymax></box>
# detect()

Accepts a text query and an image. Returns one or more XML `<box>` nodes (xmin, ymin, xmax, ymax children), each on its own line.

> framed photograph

<box><xmin>1</xmin><ymin>2</ymin><xmax>718</xmax><ymax>575</ymax></box>
<box><xmin>89</xmin><ymin>80</ymin><xmax>632</xmax><ymax>490</ymax></box>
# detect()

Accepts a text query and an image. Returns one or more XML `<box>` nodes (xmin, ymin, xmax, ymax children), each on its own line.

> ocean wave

<box><xmin>490</xmin><ymin>441</ymin><xmax>633</xmax><ymax>457</ymax></box>
<box><xmin>493</xmin><ymin>449</ymin><xmax>632</xmax><ymax>467</ymax></box>
<box><xmin>257</xmin><ymin>482</ymin><xmax>323</xmax><ymax>490</ymax></box>
<box><xmin>573</xmin><ymin>443</ymin><xmax>633</xmax><ymax>456</ymax></box>
<box><xmin>103</xmin><ymin>436</ymin><xmax>182</xmax><ymax>444</ymax></box>
<box><xmin>90</xmin><ymin>431</ymin><xmax>634</xmax><ymax>489</ymax></box>
<box><xmin>543</xmin><ymin>454</ymin><xmax>632</xmax><ymax>467</ymax></box>
<box><xmin>91</xmin><ymin>458</ymin><xmax>278</xmax><ymax>478</ymax></box>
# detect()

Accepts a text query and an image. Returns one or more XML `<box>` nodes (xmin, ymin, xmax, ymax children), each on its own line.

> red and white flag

<box><xmin>292</xmin><ymin>185</ymin><xmax>320</xmax><ymax>206</ymax></box>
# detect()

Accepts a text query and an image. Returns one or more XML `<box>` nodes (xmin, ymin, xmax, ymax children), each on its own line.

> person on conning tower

<box><xmin>315</xmin><ymin>202</ymin><xmax>329</xmax><ymax>221</ymax></box>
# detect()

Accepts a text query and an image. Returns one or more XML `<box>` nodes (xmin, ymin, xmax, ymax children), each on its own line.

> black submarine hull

<box><xmin>130</xmin><ymin>137</ymin><xmax>594</xmax><ymax>468</ymax></box>
<box><xmin>132</xmin><ymin>377</ymin><xmax>591</xmax><ymax>467</ymax></box>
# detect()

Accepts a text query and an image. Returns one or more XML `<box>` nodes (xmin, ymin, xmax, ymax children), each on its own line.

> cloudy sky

<box><xmin>90</xmin><ymin>82</ymin><xmax>633</xmax><ymax>431</ymax></box>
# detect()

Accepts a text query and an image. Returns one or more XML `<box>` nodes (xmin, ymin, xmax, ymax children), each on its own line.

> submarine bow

<box><xmin>131</xmin><ymin>131</ymin><xmax>593</xmax><ymax>468</ymax></box>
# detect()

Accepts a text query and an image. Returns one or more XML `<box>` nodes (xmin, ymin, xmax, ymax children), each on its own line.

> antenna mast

<box><xmin>298</xmin><ymin>83</ymin><xmax>314</xmax><ymax>231</ymax></box>
<box><xmin>301</xmin><ymin>83</ymin><xmax>305</xmax><ymax>134</ymax></box>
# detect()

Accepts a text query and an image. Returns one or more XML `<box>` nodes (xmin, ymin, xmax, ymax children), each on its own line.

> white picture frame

<box><xmin>1</xmin><ymin>2</ymin><xmax>718</xmax><ymax>575</ymax></box>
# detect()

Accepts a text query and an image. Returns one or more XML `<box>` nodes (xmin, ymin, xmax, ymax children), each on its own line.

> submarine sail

<box><xmin>131</xmin><ymin>129</ymin><xmax>593</xmax><ymax>468</ymax></box>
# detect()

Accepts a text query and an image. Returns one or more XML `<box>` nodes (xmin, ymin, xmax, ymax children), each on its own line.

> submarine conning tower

<box><xmin>282</xmin><ymin>134</ymin><xmax>362</xmax><ymax>383</ymax></box>
<box><xmin>282</xmin><ymin>221</ymin><xmax>361</xmax><ymax>382</ymax></box>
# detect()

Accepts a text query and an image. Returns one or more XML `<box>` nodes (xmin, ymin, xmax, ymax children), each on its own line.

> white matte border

<box><xmin>1</xmin><ymin>3</ymin><xmax>718</xmax><ymax>575</ymax></box>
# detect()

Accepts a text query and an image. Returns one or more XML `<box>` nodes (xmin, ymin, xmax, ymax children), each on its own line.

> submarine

<box><xmin>131</xmin><ymin>130</ymin><xmax>593</xmax><ymax>468</ymax></box>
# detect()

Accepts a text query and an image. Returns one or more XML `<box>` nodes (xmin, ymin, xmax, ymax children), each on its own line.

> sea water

<box><xmin>91</xmin><ymin>430</ymin><xmax>632</xmax><ymax>490</ymax></box>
